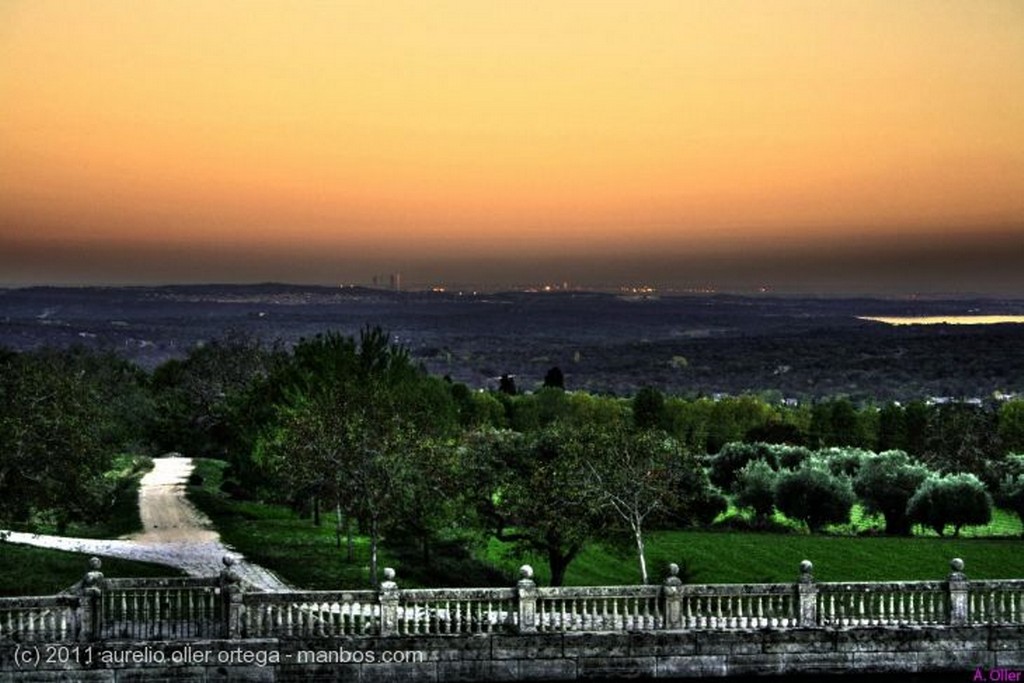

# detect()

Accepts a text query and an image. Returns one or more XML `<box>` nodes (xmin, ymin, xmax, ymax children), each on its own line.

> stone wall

<box><xmin>2</xmin><ymin>626</ymin><xmax>1022</xmax><ymax>681</ymax></box>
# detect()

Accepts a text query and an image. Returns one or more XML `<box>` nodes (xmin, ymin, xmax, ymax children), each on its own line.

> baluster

<box><xmin>171</xmin><ymin>589</ymin><xmax>180</xmax><ymax>638</ymax></box>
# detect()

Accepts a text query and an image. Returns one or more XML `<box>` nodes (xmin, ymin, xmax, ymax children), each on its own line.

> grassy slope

<box><xmin>484</xmin><ymin>531</ymin><xmax>1024</xmax><ymax>587</ymax></box>
<box><xmin>187</xmin><ymin>459</ymin><xmax>386</xmax><ymax>589</ymax></box>
<box><xmin>187</xmin><ymin>459</ymin><xmax>1024</xmax><ymax>590</ymax></box>
<box><xmin>0</xmin><ymin>545</ymin><xmax>183</xmax><ymax>597</ymax></box>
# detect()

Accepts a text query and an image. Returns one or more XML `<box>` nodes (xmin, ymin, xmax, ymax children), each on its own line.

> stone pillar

<box><xmin>516</xmin><ymin>565</ymin><xmax>538</xmax><ymax>633</ymax></box>
<box><xmin>662</xmin><ymin>563</ymin><xmax>683</xmax><ymax>630</ymax></box>
<box><xmin>796</xmin><ymin>560</ymin><xmax>818</xmax><ymax>628</ymax></box>
<box><xmin>947</xmin><ymin>558</ymin><xmax>968</xmax><ymax>626</ymax></box>
<box><xmin>379</xmin><ymin>567</ymin><xmax>400</xmax><ymax>636</ymax></box>
<box><xmin>79</xmin><ymin>557</ymin><xmax>105</xmax><ymax>641</ymax></box>
<box><xmin>219</xmin><ymin>555</ymin><xmax>244</xmax><ymax>639</ymax></box>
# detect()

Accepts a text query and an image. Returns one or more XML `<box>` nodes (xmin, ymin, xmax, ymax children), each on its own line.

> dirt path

<box><xmin>1</xmin><ymin>455</ymin><xmax>289</xmax><ymax>591</ymax></box>
<box><xmin>131</xmin><ymin>455</ymin><xmax>220</xmax><ymax>544</ymax></box>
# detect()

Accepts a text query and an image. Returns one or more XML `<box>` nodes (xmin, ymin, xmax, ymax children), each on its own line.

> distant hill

<box><xmin>2</xmin><ymin>284</ymin><xmax>1023</xmax><ymax>401</ymax></box>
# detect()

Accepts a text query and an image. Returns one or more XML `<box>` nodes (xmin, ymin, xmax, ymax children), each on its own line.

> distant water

<box><xmin>859</xmin><ymin>315</ymin><xmax>1024</xmax><ymax>325</ymax></box>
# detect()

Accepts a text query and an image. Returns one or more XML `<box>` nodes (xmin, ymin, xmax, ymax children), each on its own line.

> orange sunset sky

<box><xmin>2</xmin><ymin>1</ymin><xmax>1023</xmax><ymax>292</ymax></box>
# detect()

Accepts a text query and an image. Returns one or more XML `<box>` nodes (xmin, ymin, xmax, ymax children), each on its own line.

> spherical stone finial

<box><xmin>222</xmin><ymin>555</ymin><xmax>236</xmax><ymax>568</ymax></box>
<box><xmin>668</xmin><ymin>563</ymin><xmax>680</xmax><ymax>578</ymax></box>
<box><xmin>950</xmin><ymin>558</ymin><xmax>964</xmax><ymax>573</ymax></box>
<box><xmin>88</xmin><ymin>557</ymin><xmax>102</xmax><ymax>570</ymax></box>
<box><xmin>519</xmin><ymin>565</ymin><xmax>534</xmax><ymax>580</ymax></box>
<box><xmin>800</xmin><ymin>560</ymin><xmax>813</xmax><ymax>575</ymax></box>
<box><xmin>383</xmin><ymin>567</ymin><xmax>396</xmax><ymax>582</ymax></box>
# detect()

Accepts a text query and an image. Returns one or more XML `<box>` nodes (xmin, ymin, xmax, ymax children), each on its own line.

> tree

<box><xmin>498</xmin><ymin>373</ymin><xmax>517</xmax><ymax>395</ymax></box>
<box><xmin>149</xmin><ymin>331</ymin><xmax>284</xmax><ymax>468</ymax></box>
<box><xmin>998</xmin><ymin>401</ymin><xmax>1024</xmax><ymax>454</ymax></box>
<box><xmin>463</xmin><ymin>425</ymin><xmax>605</xmax><ymax>586</ymax></box>
<box><xmin>583</xmin><ymin>428</ymin><xmax>685</xmax><ymax>583</ymax></box>
<box><xmin>0</xmin><ymin>348</ymin><xmax>134</xmax><ymax>532</ymax></box>
<box><xmin>991</xmin><ymin>454</ymin><xmax>1024</xmax><ymax>533</ymax></box>
<box><xmin>876</xmin><ymin>403</ymin><xmax>906</xmax><ymax>452</ymax></box>
<box><xmin>708</xmin><ymin>442</ymin><xmax>779</xmax><ymax>490</ymax></box>
<box><xmin>922</xmin><ymin>403</ymin><xmax>1001</xmax><ymax>476</ymax></box>
<box><xmin>809</xmin><ymin>398</ymin><xmax>864</xmax><ymax>448</ymax></box>
<box><xmin>906</xmin><ymin>473</ymin><xmax>993</xmax><ymax>537</ymax></box>
<box><xmin>254</xmin><ymin>328</ymin><xmax>458</xmax><ymax>586</ymax></box>
<box><xmin>632</xmin><ymin>387</ymin><xmax>666</xmax><ymax>431</ymax></box>
<box><xmin>852</xmin><ymin>450</ymin><xmax>931</xmax><ymax>535</ymax></box>
<box><xmin>543</xmin><ymin>366</ymin><xmax>565</xmax><ymax>390</ymax></box>
<box><xmin>821</xmin><ymin>447</ymin><xmax>870</xmax><ymax>478</ymax></box>
<box><xmin>734</xmin><ymin>459</ymin><xmax>777</xmax><ymax>526</ymax></box>
<box><xmin>774</xmin><ymin>462</ymin><xmax>856</xmax><ymax>533</ymax></box>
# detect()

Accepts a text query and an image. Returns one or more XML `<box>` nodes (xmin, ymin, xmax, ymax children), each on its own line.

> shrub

<box><xmin>906</xmin><ymin>473</ymin><xmax>993</xmax><ymax>537</ymax></box>
<box><xmin>773</xmin><ymin>461</ymin><xmax>856</xmax><ymax>533</ymax></box>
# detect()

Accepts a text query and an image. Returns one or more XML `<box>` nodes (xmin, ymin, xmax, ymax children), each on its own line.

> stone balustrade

<box><xmin>0</xmin><ymin>557</ymin><xmax>1021</xmax><ymax>645</ymax></box>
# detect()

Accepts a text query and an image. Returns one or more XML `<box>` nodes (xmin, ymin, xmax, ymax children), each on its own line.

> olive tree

<box><xmin>907</xmin><ymin>473</ymin><xmax>993</xmax><ymax>537</ymax></box>
<box><xmin>734</xmin><ymin>459</ymin><xmax>777</xmax><ymax>526</ymax></box>
<box><xmin>774</xmin><ymin>461</ymin><xmax>856</xmax><ymax>532</ymax></box>
<box><xmin>853</xmin><ymin>450</ymin><xmax>931</xmax><ymax>536</ymax></box>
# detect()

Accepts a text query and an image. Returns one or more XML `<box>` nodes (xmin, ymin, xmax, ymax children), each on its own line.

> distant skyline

<box><xmin>2</xmin><ymin>1</ymin><xmax>1023</xmax><ymax>294</ymax></box>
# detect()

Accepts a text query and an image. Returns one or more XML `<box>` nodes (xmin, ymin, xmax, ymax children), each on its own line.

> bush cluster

<box><xmin>716</xmin><ymin>442</ymin><xmax>1005</xmax><ymax>536</ymax></box>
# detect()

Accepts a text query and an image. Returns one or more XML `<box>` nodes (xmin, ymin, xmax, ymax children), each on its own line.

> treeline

<box><xmin>2</xmin><ymin>331</ymin><xmax>1024</xmax><ymax>586</ymax></box>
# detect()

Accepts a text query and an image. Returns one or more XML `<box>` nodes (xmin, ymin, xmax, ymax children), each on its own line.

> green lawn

<box><xmin>0</xmin><ymin>544</ymin><xmax>184</xmax><ymax>597</ymax></box>
<box><xmin>187</xmin><ymin>459</ymin><xmax>391</xmax><ymax>589</ymax></box>
<box><xmin>712</xmin><ymin>502</ymin><xmax>1023</xmax><ymax>538</ymax></box>
<box><xmin>483</xmin><ymin>531</ymin><xmax>1024</xmax><ymax>587</ymax></box>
